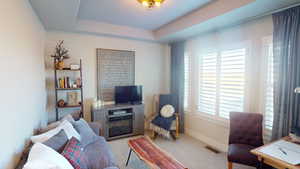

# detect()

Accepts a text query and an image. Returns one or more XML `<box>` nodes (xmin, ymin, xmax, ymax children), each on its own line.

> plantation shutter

<box><xmin>265</xmin><ymin>43</ymin><xmax>274</xmax><ymax>130</ymax></box>
<box><xmin>219</xmin><ymin>48</ymin><xmax>246</xmax><ymax>118</ymax></box>
<box><xmin>198</xmin><ymin>52</ymin><xmax>218</xmax><ymax>115</ymax></box>
<box><xmin>184</xmin><ymin>53</ymin><xmax>191</xmax><ymax>110</ymax></box>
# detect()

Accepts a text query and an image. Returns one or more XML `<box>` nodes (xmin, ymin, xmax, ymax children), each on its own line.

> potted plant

<box><xmin>51</xmin><ymin>40</ymin><xmax>70</xmax><ymax>69</ymax></box>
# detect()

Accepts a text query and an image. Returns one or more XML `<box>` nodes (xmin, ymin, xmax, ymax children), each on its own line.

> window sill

<box><xmin>185</xmin><ymin>111</ymin><xmax>229</xmax><ymax>128</ymax></box>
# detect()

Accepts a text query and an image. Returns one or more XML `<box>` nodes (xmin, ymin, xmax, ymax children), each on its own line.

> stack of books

<box><xmin>58</xmin><ymin>77</ymin><xmax>75</xmax><ymax>88</ymax></box>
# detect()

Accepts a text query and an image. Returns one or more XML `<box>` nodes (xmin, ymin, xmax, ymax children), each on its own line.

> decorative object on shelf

<box><xmin>54</xmin><ymin>59</ymin><xmax>84</xmax><ymax>121</ymax></box>
<box><xmin>70</xmin><ymin>64</ymin><xmax>80</xmax><ymax>70</ymax></box>
<box><xmin>57</xmin><ymin>99</ymin><xmax>65</xmax><ymax>107</ymax></box>
<box><xmin>76</xmin><ymin>78</ymin><xmax>82</xmax><ymax>88</ymax></box>
<box><xmin>137</xmin><ymin>0</ymin><xmax>165</xmax><ymax>8</ymax></box>
<box><xmin>67</xmin><ymin>92</ymin><xmax>78</xmax><ymax>106</ymax></box>
<box><xmin>51</xmin><ymin>40</ymin><xmax>70</xmax><ymax>70</ymax></box>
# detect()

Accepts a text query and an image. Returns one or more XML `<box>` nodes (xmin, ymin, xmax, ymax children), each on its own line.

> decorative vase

<box><xmin>56</xmin><ymin>61</ymin><xmax>64</xmax><ymax>70</ymax></box>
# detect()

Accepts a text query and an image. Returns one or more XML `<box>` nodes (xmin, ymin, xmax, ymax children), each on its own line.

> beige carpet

<box><xmin>108</xmin><ymin>134</ymin><xmax>255</xmax><ymax>169</ymax></box>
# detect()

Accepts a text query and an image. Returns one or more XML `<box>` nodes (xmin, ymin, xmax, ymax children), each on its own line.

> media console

<box><xmin>91</xmin><ymin>104</ymin><xmax>144</xmax><ymax>140</ymax></box>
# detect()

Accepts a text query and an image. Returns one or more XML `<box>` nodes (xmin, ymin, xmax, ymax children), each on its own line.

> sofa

<box><xmin>16</xmin><ymin>115</ymin><xmax>119</xmax><ymax>169</ymax></box>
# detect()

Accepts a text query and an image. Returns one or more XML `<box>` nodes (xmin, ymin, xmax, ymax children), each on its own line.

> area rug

<box><xmin>109</xmin><ymin>134</ymin><xmax>255</xmax><ymax>169</ymax></box>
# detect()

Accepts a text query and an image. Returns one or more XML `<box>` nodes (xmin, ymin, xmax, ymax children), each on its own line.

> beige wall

<box><xmin>185</xmin><ymin>16</ymin><xmax>273</xmax><ymax>152</ymax></box>
<box><xmin>45</xmin><ymin>31</ymin><xmax>170</xmax><ymax>122</ymax></box>
<box><xmin>0</xmin><ymin>0</ymin><xmax>46</xmax><ymax>168</ymax></box>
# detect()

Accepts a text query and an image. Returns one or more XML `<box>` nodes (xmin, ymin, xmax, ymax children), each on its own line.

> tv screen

<box><xmin>115</xmin><ymin>86</ymin><xmax>142</xmax><ymax>104</ymax></box>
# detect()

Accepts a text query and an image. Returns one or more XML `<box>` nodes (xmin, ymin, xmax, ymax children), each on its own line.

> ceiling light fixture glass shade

<box><xmin>137</xmin><ymin>0</ymin><xmax>165</xmax><ymax>8</ymax></box>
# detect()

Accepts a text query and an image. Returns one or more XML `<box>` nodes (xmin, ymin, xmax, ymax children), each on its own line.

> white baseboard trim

<box><xmin>185</xmin><ymin>128</ymin><xmax>228</xmax><ymax>152</ymax></box>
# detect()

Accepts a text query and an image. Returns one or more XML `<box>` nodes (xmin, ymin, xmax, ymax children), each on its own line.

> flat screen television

<box><xmin>115</xmin><ymin>86</ymin><xmax>142</xmax><ymax>104</ymax></box>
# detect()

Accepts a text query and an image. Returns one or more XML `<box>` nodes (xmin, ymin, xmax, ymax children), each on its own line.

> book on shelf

<box><xmin>57</xmin><ymin>76</ymin><xmax>80</xmax><ymax>89</ymax></box>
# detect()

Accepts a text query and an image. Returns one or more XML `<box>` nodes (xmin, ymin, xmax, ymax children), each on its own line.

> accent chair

<box><xmin>227</xmin><ymin>112</ymin><xmax>264</xmax><ymax>169</ymax></box>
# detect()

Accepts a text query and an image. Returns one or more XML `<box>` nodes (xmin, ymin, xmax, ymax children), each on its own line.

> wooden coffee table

<box><xmin>126</xmin><ymin>136</ymin><xmax>187</xmax><ymax>169</ymax></box>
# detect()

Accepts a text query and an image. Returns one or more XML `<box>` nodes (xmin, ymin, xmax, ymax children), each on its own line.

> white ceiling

<box><xmin>29</xmin><ymin>0</ymin><xmax>300</xmax><ymax>42</ymax></box>
<box><xmin>78</xmin><ymin>0</ymin><xmax>212</xmax><ymax>30</ymax></box>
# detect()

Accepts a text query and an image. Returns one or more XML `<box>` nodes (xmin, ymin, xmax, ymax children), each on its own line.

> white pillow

<box><xmin>60</xmin><ymin>114</ymin><xmax>75</xmax><ymax>123</ymax></box>
<box><xmin>160</xmin><ymin>104</ymin><xmax>175</xmax><ymax>118</ymax></box>
<box><xmin>31</xmin><ymin>120</ymin><xmax>80</xmax><ymax>143</ymax></box>
<box><xmin>23</xmin><ymin>143</ymin><xmax>74</xmax><ymax>169</ymax></box>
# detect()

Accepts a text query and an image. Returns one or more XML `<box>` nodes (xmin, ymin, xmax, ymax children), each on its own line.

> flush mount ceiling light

<box><xmin>137</xmin><ymin>0</ymin><xmax>165</xmax><ymax>9</ymax></box>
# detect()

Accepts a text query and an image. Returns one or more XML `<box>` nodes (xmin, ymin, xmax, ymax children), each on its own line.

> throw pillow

<box><xmin>23</xmin><ymin>143</ymin><xmax>73</xmax><ymax>169</ymax></box>
<box><xmin>31</xmin><ymin>120</ymin><xmax>80</xmax><ymax>143</ymax></box>
<box><xmin>43</xmin><ymin>130</ymin><xmax>68</xmax><ymax>153</ymax></box>
<box><xmin>160</xmin><ymin>104</ymin><xmax>175</xmax><ymax>118</ymax></box>
<box><xmin>61</xmin><ymin>137</ymin><xmax>88</xmax><ymax>169</ymax></box>
<box><xmin>61</xmin><ymin>114</ymin><xmax>75</xmax><ymax>123</ymax></box>
<box><xmin>72</xmin><ymin>119</ymin><xmax>98</xmax><ymax>147</ymax></box>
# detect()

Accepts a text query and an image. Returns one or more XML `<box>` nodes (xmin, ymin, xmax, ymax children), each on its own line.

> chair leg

<box><xmin>228</xmin><ymin>162</ymin><xmax>233</xmax><ymax>169</ymax></box>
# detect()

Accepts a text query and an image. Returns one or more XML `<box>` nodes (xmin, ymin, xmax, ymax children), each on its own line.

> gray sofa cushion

<box><xmin>43</xmin><ymin>129</ymin><xmax>68</xmax><ymax>153</ymax></box>
<box><xmin>84</xmin><ymin>136</ymin><xmax>118</xmax><ymax>169</ymax></box>
<box><xmin>88</xmin><ymin>122</ymin><xmax>102</xmax><ymax>136</ymax></box>
<box><xmin>72</xmin><ymin>119</ymin><xmax>98</xmax><ymax>147</ymax></box>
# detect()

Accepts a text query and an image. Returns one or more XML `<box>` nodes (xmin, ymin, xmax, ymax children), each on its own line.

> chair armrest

<box><xmin>88</xmin><ymin>122</ymin><xmax>103</xmax><ymax>136</ymax></box>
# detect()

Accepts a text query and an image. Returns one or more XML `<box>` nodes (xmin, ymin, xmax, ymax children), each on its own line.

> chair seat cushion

<box><xmin>228</xmin><ymin>144</ymin><xmax>259</xmax><ymax>167</ymax></box>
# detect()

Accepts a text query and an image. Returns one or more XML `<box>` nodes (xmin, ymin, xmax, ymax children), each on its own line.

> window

<box><xmin>198</xmin><ymin>48</ymin><xmax>246</xmax><ymax>118</ymax></box>
<box><xmin>219</xmin><ymin>49</ymin><xmax>246</xmax><ymax>118</ymax></box>
<box><xmin>184</xmin><ymin>53</ymin><xmax>191</xmax><ymax>110</ymax></box>
<box><xmin>264</xmin><ymin>42</ymin><xmax>274</xmax><ymax>130</ymax></box>
<box><xmin>198</xmin><ymin>52</ymin><xmax>217</xmax><ymax>115</ymax></box>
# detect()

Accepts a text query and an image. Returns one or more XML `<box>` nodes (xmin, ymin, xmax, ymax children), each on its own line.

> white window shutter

<box><xmin>264</xmin><ymin>43</ymin><xmax>274</xmax><ymax>130</ymax></box>
<box><xmin>198</xmin><ymin>52</ymin><xmax>218</xmax><ymax>115</ymax></box>
<box><xmin>219</xmin><ymin>49</ymin><xmax>246</xmax><ymax>118</ymax></box>
<box><xmin>184</xmin><ymin>53</ymin><xmax>191</xmax><ymax>110</ymax></box>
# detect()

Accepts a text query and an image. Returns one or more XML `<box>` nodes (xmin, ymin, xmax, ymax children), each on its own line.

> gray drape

<box><xmin>272</xmin><ymin>6</ymin><xmax>300</xmax><ymax>140</ymax></box>
<box><xmin>170</xmin><ymin>41</ymin><xmax>185</xmax><ymax>133</ymax></box>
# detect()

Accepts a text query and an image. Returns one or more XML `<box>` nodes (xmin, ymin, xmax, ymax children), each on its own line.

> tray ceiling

<box><xmin>29</xmin><ymin>0</ymin><xmax>300</xmax><ymax>42</ymax></box>
<box><xmin>78</xmin><ymin>0</ymin><xmax>212</xmax><ymax>30</ymax></box>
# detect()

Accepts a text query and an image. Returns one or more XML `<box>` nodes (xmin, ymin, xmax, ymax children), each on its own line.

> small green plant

<box><xmin>51</xmin><ymin>40</ymin><xmax>70</xmax><ymax>61</ymax></box>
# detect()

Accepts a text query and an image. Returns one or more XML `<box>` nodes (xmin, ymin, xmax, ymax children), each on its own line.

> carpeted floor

<box><xmin>108</xmin><ymin>134</ymin><xmax>255</xmax><ymax>169</ymax></box>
